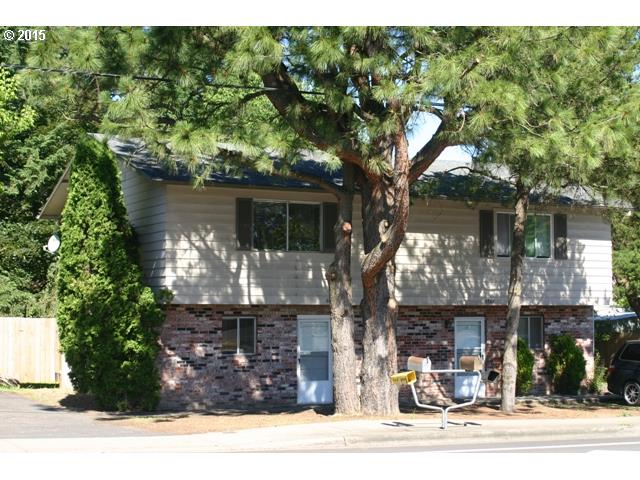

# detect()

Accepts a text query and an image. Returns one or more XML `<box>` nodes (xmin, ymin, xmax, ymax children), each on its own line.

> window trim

<box><xmin>494</xmin><ymin>211</ymin><xmax>554</xmax><ymax>260</ymax></box>
<box><xmin>221</xmin><ymin>316</ymin><xmax>257</xmax><ymax>355</ymax></box>
<box><xmin>251</xmin><ymin>199</ymin><xmax>324</xmax><ymax>252</ymax></box>
<box><xmin>519</xmin><ymin>315</ymin><xmax>544</xmax><ymax>350</ymax></box>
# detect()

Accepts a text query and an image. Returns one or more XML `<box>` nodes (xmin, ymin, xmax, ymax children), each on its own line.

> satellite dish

<box><xmin>43</xmin><ymin>234</ymin><xmax>60</xmax><ymax>254</ymax></box>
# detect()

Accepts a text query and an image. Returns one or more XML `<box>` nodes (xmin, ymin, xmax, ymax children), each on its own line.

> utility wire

<box><xmin>0</xmin><ymin>63</ymin><xmax>324</xmax><ymax>95</ymax></box>
<box><xmin>1</xmin><ymin>63</ymin><xmax>450</xmax><ymax>110</ymax></box>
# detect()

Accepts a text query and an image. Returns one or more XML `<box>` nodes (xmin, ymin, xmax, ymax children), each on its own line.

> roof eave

<box><xmin>37</xmin><ymin>163</ymin><xmax>71</xmax><ymax>220</ymax></box>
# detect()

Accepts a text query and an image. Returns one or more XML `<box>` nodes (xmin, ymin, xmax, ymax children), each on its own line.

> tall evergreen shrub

<box><xmin>56</xmin><ymin>138</ymin><xmax>163</xmax><ymax>411</ymax></box>
<box><xmin>547</xmin><ymin>334</ymin><xmax>587</xmax><ymax>395</ymax></box>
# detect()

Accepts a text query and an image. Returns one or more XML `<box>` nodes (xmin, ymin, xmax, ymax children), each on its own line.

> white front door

<box><xmin>454</xmin><ymin>317</ymin><xmax>486</xmax><ymax>398</ymax></box>
<box><xmin>297</xmin><ymin>315</ymin><xmax>333</xmax><ymax>404</ymax></box>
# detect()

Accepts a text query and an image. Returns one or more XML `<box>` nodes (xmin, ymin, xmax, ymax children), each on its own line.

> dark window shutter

<box><xmin>479</xmin><ymin>210</ymin><xmax>494</xmax><ymax>257</ymax></box>
<box><xmin>554</xmin><ymin>213</ymin><xmax>568</xmax><ymax>259</ymax></box>
<box><xmin>322</xmin><ymin>202</ymin><xmax>338</xmax><ymax>252</ymax></box>
<box><xmin>236</xmin><ymin>198</ymin><xmax>253</xmax><ymax>250</ymax></box>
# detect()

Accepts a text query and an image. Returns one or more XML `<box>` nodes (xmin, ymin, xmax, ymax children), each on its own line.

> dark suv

<box><xmin>608</xmin><ymin>340</ymin><xmax>640</xmax><ymax>405</ymax></box>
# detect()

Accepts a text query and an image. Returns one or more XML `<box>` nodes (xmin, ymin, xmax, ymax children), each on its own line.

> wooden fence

<box><xmin>0</xmin><ymin>317</ymin><xmax>63</xmax><ymax>384</ymax></box>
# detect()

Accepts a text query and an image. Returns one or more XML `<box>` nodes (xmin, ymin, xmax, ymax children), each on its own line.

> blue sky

<box><xmin>407</xmin><ymin>113</ymin><xmax>471</xmax><ymax>162</ymax></box>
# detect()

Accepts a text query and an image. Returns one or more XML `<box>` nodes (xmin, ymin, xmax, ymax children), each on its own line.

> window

<box><xmin>237</xmin><ymin>198</ymin><xmax>330</xmax><ymax>252</ymax></box>
<box><xmin>496</xmin><ymin>213</ymin><xmax>551</xmax><ymax>258</ymax></box>
<box><xmin>253</xmin><ymin>202</ymin><xmax>287</xmax><ymax>250</ymax></box>
<box><xmin>496</xmin><ymin>212</ymin><xmax>514</xmax><ymax>257</ymax></box>
<box><xmin>518</xmin><ymin>316</ymin><xmax>544</xmax><ymax>349</ymax></box>
<box><xmin>621</xmin><ymin>343</ymin><xmax>640</xmax><ymax>362</ymax></box>
<box><xmin>288</xmin><ymin>203</ymin><xmax>321</xmax><ymax>251</ymax></box>
<box><xmin>525</xmin><ymin>215</ymin><xmax>551</xmax><ymax>258</ymax></box>
<box><xmin>222</xmin><ymin>317</ymin><xmax>256</xmax><ymax>354</ymax></box>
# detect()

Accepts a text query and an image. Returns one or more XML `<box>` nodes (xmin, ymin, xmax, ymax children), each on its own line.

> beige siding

<box><xmin>164</xmin><ymin>186</ymin><xmax>334</xmax><ymax>304</ymax></box>
<box><xmin>364</xmin><ymin>199</ymin><xmax>613</xmax><ymax>306</ymax></box>
<box><xmin>160</xmin><ymin>184</ymin><xmax>612</xmax><ymax>307</ymax></box>
<box><xmin>120</xmin><ymin>163</ymin><xmax>167</xmax><ymax>287</ymax></box>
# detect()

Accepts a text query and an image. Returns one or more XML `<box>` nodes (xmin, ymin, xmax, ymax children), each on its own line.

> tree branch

<box><xmin>239</xmin><ymin>90</ymin><xmax>268</xmax><ymax>105</ymax></box>
<box><xmin>412</xmin><ymin>104</ymin><xmax>445</xmax><ymax>120</ymax></box>
<box><xmin>281</xmin><ymin>169</ymin><xmax>347</xmax><ymax>200</ymax></box>
<box><xmin>361</xmin><ymin>126</ymin><xmax>412</xmax><ymax>286</ymax></box>
<box><xmin>212</xmin><ymin>144</ymin><xmax>347</xmax><ymax>199</ymax></box>
<box><xmin>408</xmin><ymin>121</ymin><xmax>451</xmax><ymax>183</ymax></box>
<box><xmin>260</xmin><ymin>62</ymin><xmax>369</xmax><ymax>174</ymax></box>
<box><xmin>441</xmin><ymin>165</ymin><xmax>509</xmax><ymax>185</ymax></box>
<box><xmin>459</xmin><ymin>57</ymin><xmax>480</xmax><ymax>79</ymax></box>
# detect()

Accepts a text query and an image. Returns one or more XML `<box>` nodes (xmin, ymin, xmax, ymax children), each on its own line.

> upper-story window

<box><xmin>253</xmin><ymin>201</ymin><xmax>320</xmax><ymax>251</ymax></box>
<box><xmin>236</xmin><ymin>198</ymin><xmax>337</xmax><ymax>252</ymax></box>
<box><xmin>479</xmin><ymin>210</ymin><xmax>567</xmax><ymax>260</ymax></box>
<box><xmin>496</xmin><ymin>213</ymin><xmax>551</xmax><ymax>258</ymax></box>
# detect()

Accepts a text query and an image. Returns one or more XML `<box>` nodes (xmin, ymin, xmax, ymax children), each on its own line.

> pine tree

<box><xmin>97</xmin><ymin>27</ymin><xmax>482</xmax><ymax>415</ymax></box>
<box><xmin>97</xmin><ymin>27</ymin><xmax>486</xmax><ymax>415</ymax></box>
<box><xmin>467</xmin><ymin>27</ymin><xmax>640</xmax><ymax>412</ymax></box>
<box><xmin>57</xmin><ymin>138</ymin><xmax>163</xmax><ymax>411</ymax></box>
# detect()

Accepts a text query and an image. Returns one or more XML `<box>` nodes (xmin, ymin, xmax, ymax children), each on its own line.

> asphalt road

<box><xmin>294</xmin><ymin>436</ymin><xmax>640</xmax><ymax>453</ymax></box>
<box><xmin>0</xmin><ymin>391</ymin><xmax>154</xmax><ymax>439</ymax></box>
<box><xmin>2</xmin><ymin>390</ymin><xmax>639</xmax><ymax>453</ymax></box>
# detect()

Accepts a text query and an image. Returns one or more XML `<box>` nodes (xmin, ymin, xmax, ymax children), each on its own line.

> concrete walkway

<box><xmin>2</xmin><ymin>412</ymin><xmax>639</xmax><ymax>452</ymax></box>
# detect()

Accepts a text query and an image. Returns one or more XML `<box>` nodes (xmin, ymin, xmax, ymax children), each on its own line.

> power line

<box><xmin>0</xmin><ymin>63</ymin><xmax>324</xmax><ymax>95</ymax></box>
<box><xmin>1</xmin><ymin>63</ymin><xmax>451</xmax><ymax>111</ymax></box>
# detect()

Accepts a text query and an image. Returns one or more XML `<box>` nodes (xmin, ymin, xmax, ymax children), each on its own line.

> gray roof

<box><xmin>104</xmin><ymin>137</ymin><xmax>609</xmax><ymax>207</ymax></box>
<box><xmin>106</xmin><ymin>137</ymin><xmax>343</xmax><ymax>191</ymax></box>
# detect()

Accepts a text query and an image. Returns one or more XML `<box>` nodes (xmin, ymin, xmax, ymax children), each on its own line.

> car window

<box><xmin>620</xmin><ymin>343</ymin><xmax>640</xmax><ymax>361</ymax></box>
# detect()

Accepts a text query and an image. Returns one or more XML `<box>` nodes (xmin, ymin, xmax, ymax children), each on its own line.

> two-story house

<box><xmin>40</xmin><ymin>138</ymin><xmax>611</xmax><ymax>409</ymax></box>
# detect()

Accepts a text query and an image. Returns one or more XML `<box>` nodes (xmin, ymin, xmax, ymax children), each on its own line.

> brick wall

<box><xmin>158</xmin><ymin>304</ymin><xmax>594</xmax><ymax>410</ymax></box>
<box><xmin>372</xmin><ymin>304</ymin><xmax>591</xmax><ymax>402</ymax></box>
<box><xmin>158</xmin><ymin>305</ymin><xmax>325</xmax><ymax>410</ymax></box>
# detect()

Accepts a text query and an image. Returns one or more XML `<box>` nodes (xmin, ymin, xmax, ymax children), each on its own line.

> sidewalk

<box><xmin>2</xmin><ymin>414</ymin><xmax>639</xmax><ymax>453</ymax></box>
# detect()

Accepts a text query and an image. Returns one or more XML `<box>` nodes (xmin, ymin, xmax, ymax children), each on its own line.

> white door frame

<box><xmin>297</xmin><ymin>315</ymin><xmax>333</xmax><ymax>404</ymax></box>
<box><xmin>454</xmin><ymin>316</ymin><xmax>486</xmax><ymax>398</ymax></box>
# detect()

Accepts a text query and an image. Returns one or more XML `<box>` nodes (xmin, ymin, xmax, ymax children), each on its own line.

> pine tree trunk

<box><xmin>357</xmin><ymin>130</ymin><xmax>410</xmax><ymax>416</ymax></box>
<box><xmin>501</xmin><ymin>179</ymin><xmax>530</xmax><ymax>413</ymax></box>
<box><xmin>327</xmin><ymin>165</ymin><xmax>360</xmax><ymax>415</ymax></box>
<box><xmin>359</xmin><ymin>176</ymin><xmax>401</xmax><ymax>416</ymax></box>
<box><xmin>360</xmin><ymin>258</ymin><xmax>399</xmax><ymax>415</ymax></box>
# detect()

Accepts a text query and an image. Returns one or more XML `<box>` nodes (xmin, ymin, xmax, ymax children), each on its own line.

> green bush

<box><xmin>588</xmin><ymin>351</ymin><xmax>607</xmax><ymax>394</ymax></box>
<box><xmin>0</xmin><ymin>221</ymin><xmax>60</xmax><ymax>317</ymax></box>
<box><xmin>56</xmin><ymin>138</ymin><xmax>164</xmax><ymax>411</ymax></box>
<box><xmin>547</xmin><ymin>333</ymin><xmax>587</xmax><ymax>395</ymax></box>
<box><xmin>516</xmin><ymin>337</ymin><xmax>535</xmax><ymax>396</ymax></box>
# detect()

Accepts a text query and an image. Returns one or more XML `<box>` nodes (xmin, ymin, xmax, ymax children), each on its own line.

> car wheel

<box><xmin>623</xmin><ymin>381</ymin><xmax>640</xmax><ymax>406</ymax></box>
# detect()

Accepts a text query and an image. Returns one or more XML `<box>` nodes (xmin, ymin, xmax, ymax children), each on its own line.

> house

<box><xmin>40</xmin><ymin>138</ymin><xmax>611</xmax><ymax>409</ymax></box>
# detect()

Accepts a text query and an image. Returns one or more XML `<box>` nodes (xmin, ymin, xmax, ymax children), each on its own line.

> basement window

<box><xmin>222</xmin><ymin>317</ymin><xmax>256</xmax><ymax>354</ymax></box>
<box><xmin>518</xmin><ymin>316</ymin><xmax>544</xmax><ymax>349</ymax></box>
